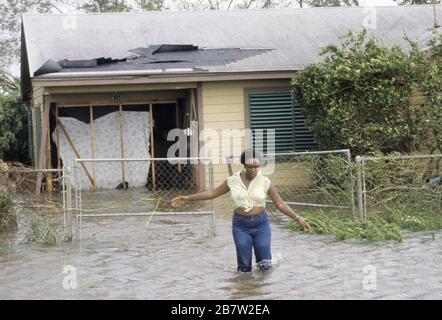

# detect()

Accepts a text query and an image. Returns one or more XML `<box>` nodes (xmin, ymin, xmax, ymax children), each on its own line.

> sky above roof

<box><xmin>51</xmin><ymin>0</ymin><xmax>400</xmax><ymax>13</ymax></box>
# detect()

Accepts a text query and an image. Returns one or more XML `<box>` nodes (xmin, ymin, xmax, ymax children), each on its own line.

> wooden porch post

<box><xmin>118</xmin><ymin>104</ymin><xmax>126</xmax><ymax>188</ymax></box>
<box><xmin>149</xmin><ymin>104</ymin><xmax>156</xmax><ymax>191</ymax></box>
<box><xmin>90</xmin><ymin>105</ymin><xmax>96</xmax><ymax>191</ymax></box>
<box><xmin>35</xmin><ymin>99</ymin><xmax>50</xmax><ymax>194</ymax></box>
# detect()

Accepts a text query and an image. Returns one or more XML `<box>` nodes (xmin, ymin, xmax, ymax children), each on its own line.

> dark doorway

<box><xmin>152</xmin><ymin>103</ymin><xmax>178</xmax><ymax>159</ymax></box>
<box><xmin>147</xmin><ymin>102</ymin><xmax>192</xmax><ymax>190</ymax></box>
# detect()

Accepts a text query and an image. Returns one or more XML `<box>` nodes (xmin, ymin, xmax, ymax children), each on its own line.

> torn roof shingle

<box><xmin>33</xmin><ymin>45</ymin><xmax>272</xmax><ymax>76</ymax></box>
<box><xmin>22</xmin><ymin>5</ymin><xmax>442</xmax><ymax>78</ymax></box>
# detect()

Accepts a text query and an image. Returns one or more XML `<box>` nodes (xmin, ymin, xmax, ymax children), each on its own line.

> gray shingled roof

<box><xmin>22</xmin><ymin>5</ymin><xmax>441</xmax><ymax>78</ymax></box>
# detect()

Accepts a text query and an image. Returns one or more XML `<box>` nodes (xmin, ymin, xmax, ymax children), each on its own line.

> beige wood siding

<box><xmin>201</xmin><ymin>79</ymin><xmax>291</xmax><ymax>187</ymax></box>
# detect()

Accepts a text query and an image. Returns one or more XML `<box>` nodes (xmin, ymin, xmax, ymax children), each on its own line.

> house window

<box><xmin>248</xmin><ymin>90</ymin><xmax>317</xmax><ymax>153</ymax></box>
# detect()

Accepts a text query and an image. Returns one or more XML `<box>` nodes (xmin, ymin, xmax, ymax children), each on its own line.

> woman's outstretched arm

<box><xmin>268</xmin><ymin>183</ymin><xmax>311</xmax><ymax>232</ymax></box>
<box><xmin>171</xmin><ymin>180</ymin><xmax>230</xmax><ymax>208</ymax></box>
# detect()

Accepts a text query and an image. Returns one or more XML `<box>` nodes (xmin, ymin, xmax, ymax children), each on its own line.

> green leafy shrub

<box><xmin>301</xmin><ymin>153</ymin><xmax>355</xmax><ymax>205</ymax></box>
<box><xmin>389</xmin><ymin>213</ymin><xmax>442</xmax><ymax>231</ymax></box>
<box><xmin>0</xmin><ymin>187</ymin><xmax>16</xmax><ymax>232</ymax></box>
<box><xmin>292</xmin><ymin>29</ymin><xmax>441</xmax><ymax>155</ymax></box>
<box><xmin>0</xmin><ymin>93</ymin><xmax>30</xmax><ymax>163</ymax></box>
<box><xmin>361</xmin><ymin>151</ymin><xmax>442</xmax><ymax>218</ymax></box>
<box><xmin>25</xmin><ymin>215</ymin><xmax>59</xmax><ymax>246</ymax></box>
<box><xmin>289</xmin><ymin>211</ymin><xmax>403</xmax><ymax>242</ymax></box>
<box><xmin>416</xmin><ymin>31</ymin><xmax>442</xmax><ymax>154</ymax></box>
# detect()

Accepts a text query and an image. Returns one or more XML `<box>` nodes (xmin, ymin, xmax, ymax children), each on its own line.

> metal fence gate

<box><xmin>356</xmin><ymin>154</ymin><xmax>442</xmax><ymax>219</ymax></box>
<box><xmin>226</xmin><ymin>149</ymin><xmax>355</xmax><ymax>215</ymax></box>
<box><xmin>64</xmin><ymin>157</ymin><xmax>215</xmax><ymax>240</ymax></box>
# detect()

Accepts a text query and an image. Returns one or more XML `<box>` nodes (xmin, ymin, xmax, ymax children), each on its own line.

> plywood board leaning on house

<box><xmin>53</xmin><ymin>107</ymin><xmax>151</xmax><ymax>190</ymax></box>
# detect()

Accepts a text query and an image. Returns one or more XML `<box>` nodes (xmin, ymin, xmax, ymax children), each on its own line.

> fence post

<box><xmin>345</xmin><ymin>149</ymin><xmax>357</xmax><ymax>218</ymax></box>
<box><xmin>209</xmin><ymin>161</ymin><xmax>216</xmax><ymax>236</ymax></box>
<box><xmin>355</xmin><ymin>156</ymin><xmax>365</xmax><ymax>219</ymax></box>
<box><xmin>65</xmin><ymin>167</ymin><xmax>73</xmax><ymax>242</ymax></box>
<box><xmin>74</xmin><ymin>162</ymin><xmax>83</xmax><ymax>241</ymax></box>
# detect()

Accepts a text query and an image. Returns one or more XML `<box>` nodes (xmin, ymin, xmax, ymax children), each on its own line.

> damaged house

<box><xmin>21</xmin><ymin>5</ymin><xmax>441</xmax><ymax>192</ymax></box>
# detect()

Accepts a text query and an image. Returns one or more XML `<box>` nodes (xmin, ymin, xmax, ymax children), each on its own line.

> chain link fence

<box><xmin>226</xmin><ymin>149</ymin><xmax>355</xmax><ymax>216</ymax></box>
<box><xmin>358</xmin><ymin>154</ymin><xmax>442</xmax><ymax>219</ymax></box>
<box><xmin>3</xmin><ymin>151</ymin><xmax>441</xmax><ymax>244</ymax></box>
<box><xmin>70</xmin><ymin>158</ymin><xmax>215</xmax><ymax>240</ymax></box>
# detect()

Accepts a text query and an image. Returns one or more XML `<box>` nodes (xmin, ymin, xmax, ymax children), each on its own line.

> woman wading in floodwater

<box><xmin>171</xmin><ymin>149</ymin><xmax>311</xmax><ymax>273</ymax></box>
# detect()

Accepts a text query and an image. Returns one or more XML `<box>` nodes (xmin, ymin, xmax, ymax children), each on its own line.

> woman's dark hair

<box><xmin>240</xmin><ymin>149</ymin><xmax>263</xmax><ymax>165</ymax></box>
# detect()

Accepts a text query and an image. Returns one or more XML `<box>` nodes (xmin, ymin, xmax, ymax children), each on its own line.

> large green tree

<box><xmin>398</xmin><ymin>0</ymin><xmax>439</xmax><ymax>4</ymax></box>
<box><xmin>175</xmin><ymin>0</ymin><xmax>358</xmax><ymax>10</ymax></box>
<box><xmin>136</xmin><ymin>0</ymin><xmax>165</xmax><ymax>10</ymax></box>
<box><xmin>0</xmin><ymin>0</ymin><xmax>56</xmax><ymax>71</ymax></box>
<box><xmin>79</xmin><ymin>0</ymin><xmax>166</xmax><ymax>12</ymax></box>
<box><xmin>305</xmin><ymin>0</ymin><xmax>358</xmax><ymax>6</ymax></box>
<box><xmin>0</xmin><ymin>70</ymin><xmax>20</xmax><ymax>95</ymax></box>
<box><xmin>79</xmin><ymin>0</ymin><xmax>133</xmax><ymax>12</ymax></box>
<box><xmin>0</xmin><ymin>0</ymin><xmax>61</xmax><ymax>163</ymax></box>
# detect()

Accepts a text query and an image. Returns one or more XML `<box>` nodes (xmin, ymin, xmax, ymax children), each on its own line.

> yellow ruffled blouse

<box><xmin>226</xmin><ymin>170</ymin><xmax>271</xmax><ymax>212</ymax></box>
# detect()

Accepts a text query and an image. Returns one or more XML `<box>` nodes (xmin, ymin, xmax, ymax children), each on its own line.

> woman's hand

<box><xmin>170</xmin><ymin>195</ymin><xmax>189</xmax><ymax>208</ymax></box>
<box><xmin>268</xmin><ymin>183</ymin><xmax>312</xmax><ymax>233</ymax></box>
<box><xmin>297</xmin><ymin>216</ymin><xmax>312</xmax><ymax>232</ymax></box>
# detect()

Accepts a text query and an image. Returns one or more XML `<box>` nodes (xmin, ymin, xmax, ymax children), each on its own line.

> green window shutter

<box><xmin>249</xmin><ymin>91</ymin><xmax>316</xmax><ymax>153</ymax></box>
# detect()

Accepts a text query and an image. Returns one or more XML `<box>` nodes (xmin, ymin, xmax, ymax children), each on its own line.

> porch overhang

<box><xmin>31</xmin><ymin>70</ymin><xmax>297</xmax><ymax>88</ymax></box>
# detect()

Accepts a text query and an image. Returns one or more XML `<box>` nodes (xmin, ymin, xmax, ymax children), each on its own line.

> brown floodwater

<box><xmin>1</xmin><ymin>191</ymin><xmax>441</xmax><ymax>300</ymax></box>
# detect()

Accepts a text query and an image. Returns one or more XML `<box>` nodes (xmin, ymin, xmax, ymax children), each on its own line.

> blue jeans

<box><xmin>232</xmin><ymin>211</ymin><xmax>272</xmax><ymax>272</ymax></box>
